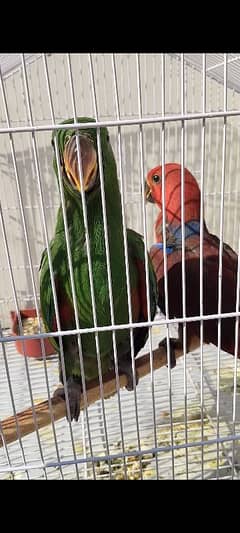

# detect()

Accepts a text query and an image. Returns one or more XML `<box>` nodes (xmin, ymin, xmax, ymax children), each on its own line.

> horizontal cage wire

<box><xmin>0</xmin><ymin>53</ymin><xmax>240</xmax><ymax>480</ymax></box>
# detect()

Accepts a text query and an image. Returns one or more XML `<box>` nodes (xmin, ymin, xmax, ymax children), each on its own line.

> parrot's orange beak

<box><xmin>63</xmin><ymin>134</ymin><xmax>98</xmax><ymax>192</ymax></box>
<box><xmin>145</xmin><ymin>181</ymin><xmax>154</xmax><ymax>203</ymax></box>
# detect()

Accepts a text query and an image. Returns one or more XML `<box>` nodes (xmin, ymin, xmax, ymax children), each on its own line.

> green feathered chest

<box><xmin>40</xmin><ymin>195</ymin><xmax>143</xmax><ymax>380</ymax></box>
<box><xmin>70</xmin><ymin>219</ymin><xmax>130</xmax><ymax>329</ymax></box>
<box><xmin>63</xmin><ymin>205</ymin><xmax>136</xmax><ymax>365</ymax></box>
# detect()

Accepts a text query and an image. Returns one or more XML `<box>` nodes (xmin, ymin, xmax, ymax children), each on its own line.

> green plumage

<box><xmin>40</xmin><ymin>118</ymin><xmax>157</xmax><ymax>418</ymax></box>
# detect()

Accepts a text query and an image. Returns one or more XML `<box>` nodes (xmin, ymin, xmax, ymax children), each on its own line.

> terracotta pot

<box><xmin>10</xmin><ymin>309</ymin><xmax>56</xmax><ymax>358</ymax></box>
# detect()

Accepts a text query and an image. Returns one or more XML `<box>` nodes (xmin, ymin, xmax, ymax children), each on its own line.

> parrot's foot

<box><xmin>117</xmin><ymin>358</ymin><xmax>139</xmax><ymax>391</ymax></box>
<box><xmin>53</xmin><ymin>376</ymin><xmax>82</xmax><ymax>422</ymax></box>
<box><xmin>159</xmin><ymin>337</ymin><xmax>181</xmax><ymax>369</ymax></box>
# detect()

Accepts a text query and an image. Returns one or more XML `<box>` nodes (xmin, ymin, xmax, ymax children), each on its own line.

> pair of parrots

<box><xmin>40</xmin><ymin>118</ymin><xmax>239</xmax><ymax>423</ymax></box>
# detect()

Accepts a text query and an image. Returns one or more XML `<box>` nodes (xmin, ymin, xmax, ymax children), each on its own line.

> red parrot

<box><xmin>145</xmin><ymin>163</ymin><xmax>239</xmax><ymax>365</ymax></box>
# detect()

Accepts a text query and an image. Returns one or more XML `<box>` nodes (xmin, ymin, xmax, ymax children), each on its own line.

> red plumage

<box><xmin>146</xmin><ymin>163</ymin><xmax>240</xmax><ymax>359</ymax></box>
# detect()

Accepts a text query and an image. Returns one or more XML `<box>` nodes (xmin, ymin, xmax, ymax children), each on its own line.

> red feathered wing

<box><xmin>150</xmin><ymin>231</ymin><xmax>239</xmax><ymax>356</ymax></box>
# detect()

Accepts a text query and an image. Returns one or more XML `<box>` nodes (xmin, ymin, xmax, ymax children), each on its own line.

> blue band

<box><xmin>171</xmin><ymin>220</ymin><xmax>200</xmax><ymax>240</ymax></box>
<box><xmin>152</xmin><ymin>220</ymin><xmax>200</xmax><ymax>254</ymax></box>
<box><xmin>152</xmin><ymin>243</ymin><xmax>174</xmax><ymax>255</ymax></box>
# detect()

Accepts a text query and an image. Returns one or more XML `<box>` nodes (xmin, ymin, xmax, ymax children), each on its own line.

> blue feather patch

<box><xmin>151</xmin><ymin>243</ymin><xmax>174</xmax><ymax>255</ymax></box>
<box><xmin>152</xmin><ymin>220</ymin><xmax>200</xmax><ymax>254</ymax></box>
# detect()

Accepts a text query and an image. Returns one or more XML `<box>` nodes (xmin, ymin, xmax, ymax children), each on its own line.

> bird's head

<box><xmin>52</xmin><ymin>117</ymin><xmax>114</xmax><ymax>200</ymax></box>
<box><xmin>145</xmin><ymin>163</ymin><xmax>201</xmax><ymax>225</ymax></box>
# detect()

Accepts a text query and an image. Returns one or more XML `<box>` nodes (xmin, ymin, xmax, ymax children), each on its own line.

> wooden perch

<box><xmin>0</xmin><ymin>344</ymin><xmax>184</xmax><ymax>448</ymax></box>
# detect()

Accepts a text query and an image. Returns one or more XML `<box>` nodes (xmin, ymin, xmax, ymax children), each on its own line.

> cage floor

<box><xmin>1</xmin><ymin>320</ymin><xmax>240</xmax><ymax>480</ymax></box>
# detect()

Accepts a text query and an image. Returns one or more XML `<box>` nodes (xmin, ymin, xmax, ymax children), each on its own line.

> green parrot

<box><xmin>40</xmin><ymin>117</ymin><xmax>157</xmax><ymax>422</ymax></box>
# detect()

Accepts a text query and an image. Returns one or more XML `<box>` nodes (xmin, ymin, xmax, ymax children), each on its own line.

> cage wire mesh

<box><xmin>0</xmin><ymin>53</ymin><xmax>240</xmax><ymax>479</ymax></box>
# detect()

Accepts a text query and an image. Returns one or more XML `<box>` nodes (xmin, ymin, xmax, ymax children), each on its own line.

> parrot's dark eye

<box><xmin>106</xmin><ymin>133</ymin><xmax>110</xmax><ymax>142</ymax></box>
<box><xmin>152</xmin><ymin>174</ymin><xmax>160</xmax><ymax>183</ymax></box>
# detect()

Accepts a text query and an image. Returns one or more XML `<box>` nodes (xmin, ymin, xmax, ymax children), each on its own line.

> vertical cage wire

<box><xmin>225</xmin><ymin>123</ymin><xmax>234</xmax><ymax>244</ymax></box>
<box><xmin>42</xmin><ymin>53</ymin><xmax>96</xmax><ymax>479</ymax></box>
<box><xmin>160</xmin><ymin>53</ymin><xmax>175</xmax><ymax>479</ymax></box>
<box><xmin>199</xmin><ymin>53</ymin><xmax>206</xmax><ymax>480</ymax></box>
<box><xmin>0</xmin><ymin>302</ymin><xmax>29</xmax><ymax>478</ymax></box>
<box><xmin>0</xmin><ymin>345</ymin><xmax>18</xmax><ymax>480</ymax></box>
<box><xmin>24</xmin><ymin>53</ymin><xmax>81</xmax><ymax>478</ymax></box>
<box><xmin>1</xmin><ymin>63</ymin><xmax>64</xmax><ymax>477</ymax></box>
<box><xmin>1</xmin><ymin>65</ymin><xmax>55</xmax><ymax>478</ymax></box>
<box><xmin>21</xmin><ymin>53</ymin><xmax>79</xmax><ymax>450</ymax></box>
<box><xmin>212</xmin><ymin>104</ymin><xmax>219</xmax><ymax>236</ymax></box>
<box><xmin>180</xmin><ymin>53</ymin><xmax>189</xmax><ymax>479</ymax></box>
<box><xmin>232</xmin><ymin>127</ymin><xmax>240</xmax><ymax>252</ymax></box>
<box><xmin>80</xmin><ymin>410</ymin><xmax>88</xmax><ymax>479</ymax></box>
<box><xmin>231</xmin><ymin>227</ymin><xmax>240</xmax><ymax>479</ymax></box>
<box><xmin>88</xmin><ymin>53</ymin><xmax>130</xmax><ymax>477</ymax></box>
<box><xmin>0</xmin><ymin>401</ymin><xmax>13</xmax><ymax>479</ymax></box>
<box><xmin>216</xmin><ymin>54</ymin><xmax>227</xmax><ymax>479</ymax></box>
<box><xmin>111</xmin><ymin>53</ymin><xmax>143</xmax><ymax>478</ymax></box>
<box><xmin>21</xmin><ymin>53</ymin><xmax>81</xmax><ymax>479</ymax></box>
<box><xmin>0</xmin><ymin>200</ymin><xmax>47</xmax><ymax>478</ymax></box>
<box><xmin>136</xmin><ymin>53</ymin><xmax>158</xmax><ymax>479</ymax></box>
<box><xmin>66</xmin><ymin>53</ymin><xmax>113</xmax><ymax>478</ymax></box>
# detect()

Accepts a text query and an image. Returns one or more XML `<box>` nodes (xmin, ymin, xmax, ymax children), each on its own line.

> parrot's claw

<box><xmin>158</xmin><ymin>337</ymin><xmax>179</xmax><ymax>369</ymax></box>
<box><xmin>53</xmin><ymin>376</ymin><xmax>82</xmax><ymax>422</ymax></box>
<box><xmin>53</xmin><ymin>385</ymin><xmax>65</xmax><ymax>400</ymax></box>
<box><xmin>118</xmin><ymin>359</ymin><xmax>139</xmax><ymax>391</ymax></box>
